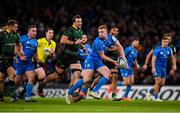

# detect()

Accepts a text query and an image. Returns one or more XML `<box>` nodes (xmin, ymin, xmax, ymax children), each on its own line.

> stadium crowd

<box><xmin>0</xmin><ymin>0</ymin><xmax>180</xmax><ymax>85</ymax></box>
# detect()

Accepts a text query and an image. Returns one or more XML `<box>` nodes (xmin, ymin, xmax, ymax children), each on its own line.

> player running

<box><xmin>116</xmin><ymin>38</ymin><xmax>140</xmax><ymax>100</ymax></box>
<box><xmin>14</xmin><ymin>25</ymin><xmax>38</xmax><ymax>102</ymax></box>
<box><xmin>38</xmin><ymin>15</ymin><xmax>84</xmax><ymax>94</ymax></box>
<box><xmin>0</xmin><ymin>20</ymin><xmax>21</xmax><ymax>101</ymax></box>
<box><xmin>89</xmin><ymin>26</ymin><xmax>123</xmax><ymax>100</ymax></box>
<box><xmin>66</xmin><ymin>25</ymin><xmax>126</xmax><ymax>104</ymax></box>
<box><xmin>146</xmin><ymin>34</ymin><xmax>176</xmax><ymax>101</ymax></box>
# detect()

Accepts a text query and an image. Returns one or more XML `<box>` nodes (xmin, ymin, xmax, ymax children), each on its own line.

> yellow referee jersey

<box><xmin>37</xmin><ymin>37</ymin><xmax>56</xmax><ymax>63</ymax></box>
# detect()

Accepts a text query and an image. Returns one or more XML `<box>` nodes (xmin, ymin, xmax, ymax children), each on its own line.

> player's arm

<box><xmin>114</xmin><ymin>40</ymin><xmax>125</xmax><ymax>58</ymax></box>
<box><xmin>142</xmin><ymin>49</ymin><xmax>153</xmax><ymax>70</ymax></box>
<box><xmin>60</xmin><ymin>35</ymin><xmax>83</xmax><ymax>45</ymax></box>
<box><xmin>171</xmin><ymin>55</ymin><xmax>177</xmax><ymax>70</ymax></box>
<box><xmin>50</xmin><ymin>42</ymin><xmax>56</xmax><ymax>57</ymax></box>
<box><xmin>134</xmin><ymin>58</ymin><xmax>140</xmax><ymax>69</ymax></box>
<box><xmin>99</xmin><ymin>51</ymin><xmax>118</xmax><ymax>66</ymax></box>
<box><xmin>15</xmin><ymin>36</ymin><xmax>26</xmax><ymax>61</ymax></box>
<box><xmin>151</xmin><ymin>47</ymin><xmax>159</xmax><ymax>74</ymax></box>
<box><xmin>151</xmin><ymin>55</ymin><xmax>156</xmax><ymax>74</ymax></box>
<box><xmin>172</xmin><ymin>46</ymin><xmax>177</xmax><ymax>63</ymax></box>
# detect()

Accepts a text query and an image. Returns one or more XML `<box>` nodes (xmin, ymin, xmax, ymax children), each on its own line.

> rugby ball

<box><xmin>118</xmin><ymin>57</ymin><xmax>127</xmax><ymax>68</ymax></box>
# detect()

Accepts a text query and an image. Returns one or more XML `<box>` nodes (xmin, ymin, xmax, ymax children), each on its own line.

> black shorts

<box><xmin>56</xmin><ymin>54</ymin><xmax>80</xmax><ymax>70</ymax></box>
<box><xmin>0</xmin><ymin>58</ymin><xmax>14</xmax><ymax>74</ymax></box>
<box><xmin>104</xmin><ymin>61</ymin><xmax>116</xmax><ymax>70</ymax></box>
<box><xmin>33</xmin><ymin>61</ymin><xmax>45</xmax><ymax>69</ymax></box>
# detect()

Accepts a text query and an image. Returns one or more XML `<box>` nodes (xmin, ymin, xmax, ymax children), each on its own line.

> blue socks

<box><xmin>26</xmin><ymin>83</ymin><xmax>33</xmax><ymax>97</ymax></box>
<box><xmin>150</xmin><ymin>88</ymin><xmax>159</xmax><ymax>99</ymax></box>
<box><xmin>92</xmin><ymin>77</ymin><xmax>109</xmax><ymax>92</ymax></box>
<box><xmin>150</xmin><ymin>88</ymin><xmax>156</xmax><ymax>96</ymax></box>
<box><xmin>124</xmin><ymin>85</ymin><xmax>132</xmax><ymax>98</ymax></box>
<box><xmin>68</xmin><ymin>79</ymin><xmax>84</xmax><ymax>94</ymax></box>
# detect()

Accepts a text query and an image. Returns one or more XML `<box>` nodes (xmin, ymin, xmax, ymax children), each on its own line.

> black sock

<box><xmin>8</xmin><ymin>80</ymin><xmax>15</xmax><ymax>97</ymax></box>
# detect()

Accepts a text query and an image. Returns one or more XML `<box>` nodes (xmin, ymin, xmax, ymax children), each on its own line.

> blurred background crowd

<box><xmin>0</xmin><ymin>0</ymin><xmax>179</xmax><ymax>85</ymax></box>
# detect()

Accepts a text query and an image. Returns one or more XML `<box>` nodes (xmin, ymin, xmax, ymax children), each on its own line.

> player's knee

<box><xmin>123</xmin><ymin>81</ymin><xmax>129</xmax><ymax>86</ymax></box>
<box><xmin>28</xmin><ymin>76</ymin><xmax>35</xmax><ymax>84</ymax></box>
<box><xmin>83</xmin><ymin>77</ymin><xmax>91</xmax><ymax>83</ymax></box>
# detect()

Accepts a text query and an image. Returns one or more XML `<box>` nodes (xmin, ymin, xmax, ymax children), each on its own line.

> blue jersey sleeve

<box><xmin>20</xmin><ymin>35</ymin><xmax>28</xmax><ymax>44</ymax></box>
<box><xmin>125</xmin><ymin>47</ymin><xmax>131</xmax><ymax>56</ymax></box>
<box><xmin>96</xmin><ymin>41</ymin><xmax>104</xmax><ymax>53</ymax></box>
<box><xmin>135</xmin><ymin>51</ymin><xmax>138</xmax><ymax>58</ymax></box>
<box><xmin>153</xmin><ymin>47</ymin><xmax>159</xmax><ymax>57</ymax></box>
<box><xmin>111</xmin><ymin>36</ymin><xmax>117</xmax><ymax>45</ymax></box>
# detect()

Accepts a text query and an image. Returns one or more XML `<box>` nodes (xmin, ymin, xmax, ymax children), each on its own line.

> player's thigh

<box><xmin>82</xmin><ymin>69</ymin><xmax>94</xmax><ymax>83</ymax></box>
<box><xmin>35</xmin><ymin>67</ymin><xmax>46</xmax><ymax>80</ymax></box>
<box><xmin>97</xmin><ymin>66</ymin><xmax>111</xmax><ymax>79</ymax></box>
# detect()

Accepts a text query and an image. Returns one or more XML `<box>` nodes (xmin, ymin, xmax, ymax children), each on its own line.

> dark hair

<box><xmin>110</xmin><ymin>25</ymin><xmax>118</xmax><ymax>29</ymax></box>
<box><xmin>98</xmin><ymin>24</ymin><xmax>107</xmax><ymax>30</ymax></box>
<box><xmin>27</xmin><ymin>25</ymin><xmax>37</xmax><ymax>30</ymax></box>
<box><xmin>72</xmin><ymin>15</ymin><xmax>81</xmax><ymax>22</ymax></box>
<box><xmin>7</xmin><ymin>20</ymin><xmax>18</xmax><ymax>26</ymax></box>
<box><xmin>162</xmin><ymin>33</ymin><xmax>171</xmax><ymax>40</ymax></box>
<box><xmin>45</xmin><ymin>27</ymin><xmax>53</xmax><ymax>33</ymax></box>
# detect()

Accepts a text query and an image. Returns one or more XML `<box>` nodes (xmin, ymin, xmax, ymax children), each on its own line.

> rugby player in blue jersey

<box><xmin>14</xmin><ymin>25</ymin><xmax>38</xmax><ymax>102</ymax></box>
<box><xmin>66</xmin><ymin>25</ymin><xmax>126</xmax><ymax>104</ymax></box>
<box><xmin>116</xmin><ymin>38</ymin><xmax>140</xmax><ymax>100</ymax></box>
<box><xmin>146</xmin><ymin>34</ymin><xmax>176</xmax><ymax>101</ymax></box>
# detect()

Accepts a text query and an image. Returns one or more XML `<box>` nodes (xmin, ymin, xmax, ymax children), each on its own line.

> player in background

<box><xmin>18</xmin><ymin>28</ymin><xmax>56</xmax><ymax>98</ymax></box>
<box><xmin>14</xmin><ymin>25</ymin><xmax>38</xmax><ymax>102</ymax></box>
<box><xmin>0</xmin><ymin>20</ymin><xmax>21</xmax><ymax>101</ymax></box>
<box><xmin>37</xmin><ymin>15</ymin><xmax>83</xmax><ymax>94</ymax></box>
<box><xmin>146</xmin><ymin>34</ymin><xmax>176</xmax><ymax>101</ymax></box>
<box><xmin>117</xmin><ymin>38</ymin><xmax>140</xmax><ymax>100</ymax></box>
<box><xmin>78</xmin><ymin>34</ymin><xmax>92</xmax><ymax>69</ymax></box>
<box><xmin>68</xmin><ymin>34</ymin><xmax>92</xmax><ymax>95</ymax></box>
<box><xmin>89</xmin><ymin>26</ymin><xmax>121</xmax><ymax>99</ymax></box>
<box><xmin>142</xmin><ymin>33</ymin><xmax>176</xmax><ymax>74</ymax></box>
<box><xmin>66</xmin><ymin>25</ymin><xmax>126</xmax><ymax>104</ymax></box>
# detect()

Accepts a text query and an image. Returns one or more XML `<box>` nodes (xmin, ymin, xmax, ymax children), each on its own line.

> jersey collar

<box><xmin>72</xmin><ymin>25</ymin><xmax>78</xmax><ymax>29</ymax></box>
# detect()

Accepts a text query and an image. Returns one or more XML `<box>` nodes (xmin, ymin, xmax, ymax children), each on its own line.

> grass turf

<box><xmin>0</xmin><ymin>97</ymin><xmax>180</xmax><ymax>112</ymax></box>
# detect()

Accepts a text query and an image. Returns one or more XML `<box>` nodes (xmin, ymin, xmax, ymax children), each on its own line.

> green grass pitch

<box><xmin>0</xmin><ymin>97</ymin><xmax>180</xmax><ymax>112</ymax></box>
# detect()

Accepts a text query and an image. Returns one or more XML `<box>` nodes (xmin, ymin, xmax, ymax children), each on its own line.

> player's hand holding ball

<box><xmin>118</xmin><ymin>56</ymin><xmax>128</xmax><ymax>69</ymax></box>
